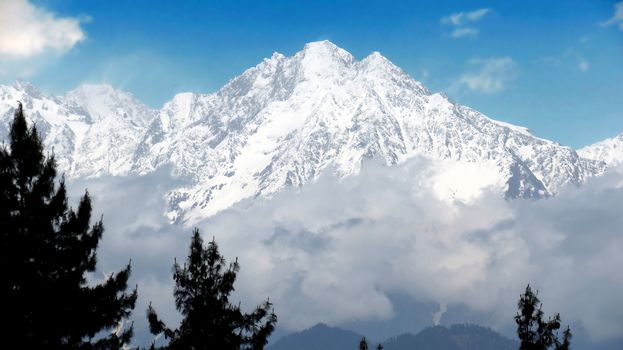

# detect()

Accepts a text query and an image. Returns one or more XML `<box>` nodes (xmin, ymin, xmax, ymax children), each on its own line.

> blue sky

<box><xmin>1</xmin><ymin>0</ymin><xmax>622</xmax><ymax>148</ymax></box>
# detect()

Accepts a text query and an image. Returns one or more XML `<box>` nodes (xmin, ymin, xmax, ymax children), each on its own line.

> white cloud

<box><xmin>441</xmin><ymin>8</ymin><xmax>490</xmax><ymax>26</ymax></box>
<box><xmin>578</xmin><ymin>59</ymin><xmax>590</xmax><ymax>72</ymax></box>
<box><xmin>441</xmin><ymin>9</ymin><xmax>490</xmax><ymax>40</ymax></box>
<box><xmin>601</xmin><ymin>1</ymin><xmax>623</xmax><ymax>30</ymax></box>
<box><xmin>541</xmin><ymin>49</ymin><xmax>592</xmax><ymax>74</ymax></box>
<box><xmin>205</xmin><ymin>161</ymin><xmax>623</xmax><ymax>341</ymax></box>
<box><xmin>451</xmin><ymin>27</ymin><xmax>479</xmax><ymax>39</ymax></box>
<box><xmin>457</xmin><ymin>57</ymin><xmax>517</xmax><ymax>93</ymax></box>
<box><xmin>0</xmin><ymin>0</ymin><xmax>86</xmax><ymax>58</ymax></box>
<box><xmin>69</xmin><ymin>160</ymin><xmax>623</xmax><ymax>345</ymax></box>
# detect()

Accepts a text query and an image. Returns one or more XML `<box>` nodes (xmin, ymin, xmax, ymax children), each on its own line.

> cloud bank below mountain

<box><xmin>69</xmin><ymin>158</ymin><xmax>623</xmax><ymax>345</ymax></box>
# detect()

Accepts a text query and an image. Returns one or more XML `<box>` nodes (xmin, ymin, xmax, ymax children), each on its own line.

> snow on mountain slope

<box><xmin>63</xmin><ymin>83</ymin><xmax>157</xmax><ymax>176</ymax></box>
<box><xmin>578</xmin><ymin>133</ymin><xmax>623</xmax><ymax>167</ymax></box>
<box><xmin>0</xmin><ymin>41</ymin><xmax>608</xmax><ymax>223</ymax></box>
<box><xmin>1</xmin><ymin>81</ymin><xmax>86</xmax><ymax>171</ymax></box>
<box><xmin>0</xmin><ymin>81</ymin><xmax>157</xmax><ymax>176</ymax></box>
<box><xmin>138</xmin><ymin>41</ymin><xmax>603</xmax><ymax>222</ymax></box>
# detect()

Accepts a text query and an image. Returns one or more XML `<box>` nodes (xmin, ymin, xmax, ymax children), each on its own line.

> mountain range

<box><xmin>1</xmin><ymin>41</ymin><xmax>621</xmax><ymax>223</ymax></box>
<box><xmin>267</xmin><ymin>323</ymin><xmax>517</xmax><ymax>350</ymax></box>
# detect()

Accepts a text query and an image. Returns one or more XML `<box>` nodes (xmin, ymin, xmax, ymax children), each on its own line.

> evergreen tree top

<box><xmin>515</xmin><ymin>284</ymin><xmax>572</xmax><ymax>350</ymax></box>
<box><xmin>0</xmin><ymin>104</ymin><xmax>137</xmax><ymax>349</ymax></box>
<box><xmin>147</xmin><ymin>228</ymin><xmax>277</xmax><ymax>350</ymax></box>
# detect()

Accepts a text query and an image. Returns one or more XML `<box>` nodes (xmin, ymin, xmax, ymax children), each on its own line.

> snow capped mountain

<box><xmin>0</xmin><ymin>41</ymin><xmax>610</xmax><ymax>223</ymax></box>
<box><xmin>578</xmin><ymin>133</ymin><xmax>623</xmax><ymax>167</ymax></box>
<box><xmin>0</xmin><ymin>81</ymin><xmax>157</xmax><ymax>177</ymax></box>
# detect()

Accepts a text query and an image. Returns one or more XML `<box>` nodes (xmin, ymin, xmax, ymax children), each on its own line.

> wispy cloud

<box><xmin>441</xmin><ymin>8</ymin><xmax>490</xmax><ymax>39</ymax></box>
<box><xmin>601</xmin><ymin>1</ymin><xmax>623</xmax><ymax>30</ymax></box>
<box><xmin>441</xmin><ymin>8</ymin><xmax>491</xmax><ymax>26</ymax></box>
<box><xmin>578</xmin><ymin>59</ymin><xmax>590</xmax><ymax>72</ymax></box>
<box><xmin>0</xmin><ymin>0</ymin><xmax>86</xmax><ymax>58</ymax></box>
<box><xmin>451</xmin><ymin>27</ymin><xmax>479</xmax><ymax>39</ymax></box>
<box><xmin>456</xmin><ymin>57</ymin><xmax>517</xmax><ymax>93</ymax></box>
<box><xmin>541</xmin><ymin>48</ymin><xmax>591</xmax><ymax>74</ymax></box>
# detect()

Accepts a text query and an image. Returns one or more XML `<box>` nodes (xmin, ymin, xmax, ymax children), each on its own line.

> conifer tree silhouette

<box><xmin>359</xmin><ymin>337</ymin><xmax>368</xmax><ymax>350</ymax></box>
<box><xmin>515</xmin><ymin>284</ymin><xmax>572</xmax><ymax>350</ymax></box>
<box><xmin>147</xmin><ymin>228</ymin><xmax>277</xmax><ymax>349</ymax></box>
<box><xmin>0</xmin><ymin>103</ymin><xmax>137</xmax><ymax>348</ymax></box>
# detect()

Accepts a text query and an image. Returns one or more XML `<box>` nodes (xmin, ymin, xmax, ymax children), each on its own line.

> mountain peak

<box><xmin>579</xmin><ymin>132</ymin><xmax>623</xmax><ymax>167</ymax></box>
<box><xmin>68</xmin><ymin>83</ymin><xmax>138</xmax><ymax>102</ymax></box>
<box><xmin>298</xmin><ymin>40</ymin><xmax>355</xmax><ymax>69</ymax></box>
<box><xmin>365</xmin><ymin>50</ymin><xmax>384</xmax><ymax>59</ymax></box>
<box><xmin>360</xmin><ymin>50</ymin><xmax>401</xmax><ymax>73</ymax></box>
<box><xmin>269</xmin><ymin>51</ymin><xmax>285</xmax><ymax>61</ymax></box>
<box><xmin>12</xmin><ymin>80</ymin><xmax>43</xmax><ymax>97</ymax></box>
<box><xmin>64</xmin><ymin>82</ymin><xmax>154</xmax><ymax>126</ymax></box>
<box><xmin>0</xmin><ymin>42</ymin><xmax>609</xmax><ymax>222</ymax></box>
<box><xmin>302</xmin><ymin>40</ymin><xmax>341</xmax><ymax>52</ymax></box>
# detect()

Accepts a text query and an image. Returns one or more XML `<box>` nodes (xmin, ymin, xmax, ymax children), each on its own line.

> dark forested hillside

<box><xmin>268</xmin><ymin>323</ymin><xmax>366</xmax><ymax>350</ymax></box>
<box><xmin>383</xmin><ymin>324</ymin><xmax>517</xmax><ymax>350</ymax></box>
<box><xmin>268</xmin><ymin>323</ymin><xmax>517</xmax><ymax>350</ymax></box>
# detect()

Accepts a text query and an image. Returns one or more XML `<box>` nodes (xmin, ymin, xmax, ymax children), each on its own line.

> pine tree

<box><xmin>0</xmin><ymin>103</ymin><xmax>137</xmax><ymax>348</ymax></box>
<box><xmin>556</xmin><ymin>327</ymin><xmax>572</xmax><ymax>350</ymax></box>
<box><xmin>515</xmin><ymin>284</ymin><xmax>572</xmax><ymax>350</ymax></box>
<box><xmin>147</xmin><ymin>228</ymin><xmax>277</xmax><ymax>349</ymax></box>
<box><xmin>376</xmin><ymin>343</ymin><xmax>383</xmax><ymax>350</ymax></box>
<box><xmin>359</xmin><ymin>337</ymin><xmax>368</xmax><ymax>350</ymax></box>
